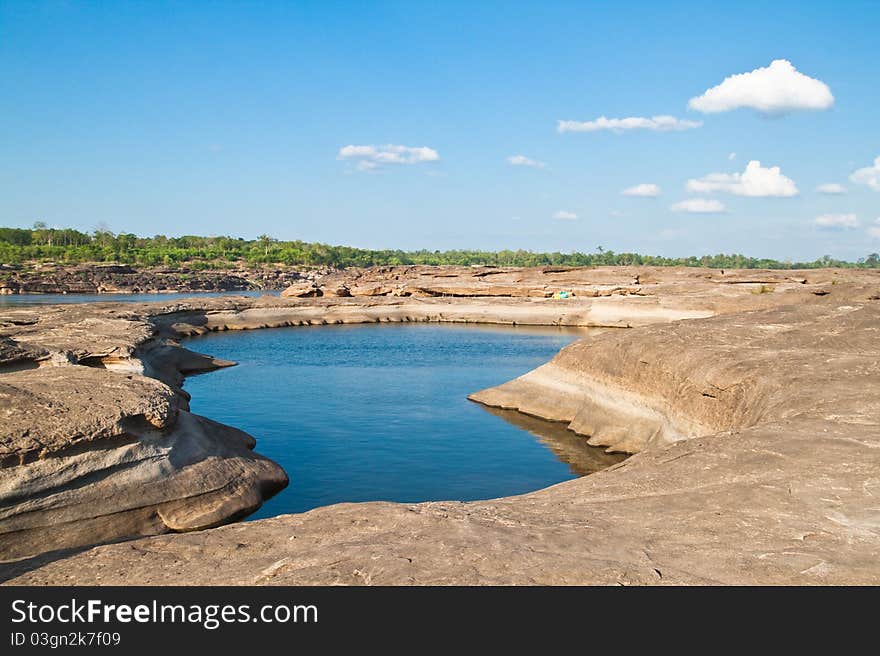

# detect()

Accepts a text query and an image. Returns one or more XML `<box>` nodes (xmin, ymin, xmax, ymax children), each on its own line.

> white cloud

<box><xmin>557</xmin><ymin>115</ymin><xmax>702</xmax><ymax>133</ymax></box>
<box><xmin>728</xmin><ymin>152</ymin><xmax>737</xmax><ymax>161</ymax></box>
<box><xmin>670</xmin><ymin>198</ymin><xmax>726</xmax><ymax>213</ymax></box>
<box><xmin>688</xmin><ymin>59</ymin><xmax>834</xmax><ymax>114</ymax></box>
<box><xmin>338</xmin><ymin>144</ymin><xmax>440</xmax><ymax>170</ymax></box>
<box><xmin>687</xmin><ymin>160</ymin><xmax>798</xmax><ymax>197</ymax></box>
<box><xmin>622</xmin><ymin>183</ymin><xmax>660</xmax><ymax>197</ymax></box>
<box><xmin>507</xmin><ymin>154</ymin><xmax>546</xmax><ymax>168</ymax></box>
<box><xmin>816</xmin><ymin>183</ymin><xmax>847</xmax><ymax>195</ymax></box>
<box><xmin>553</xmin><ymin>210</ymin><xmax>578</xmax><ymax>220</ymax></box>
<box><xmin>870</xmin><ymin>219</ymin><xmax>880</xmax><ymax>239</ymax></box>
<box><xmin>850</xmin><ymin>156</ymin><xmax>880</xmax><ymax>191</ymax></box>
<box><xmin>814</xmin><ymin>213</ymin><xmax>859</xmax><ymax>229</ymax></box>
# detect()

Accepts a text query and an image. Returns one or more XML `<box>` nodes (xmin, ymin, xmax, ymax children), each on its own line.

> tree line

<box><xmin>1</xmin><ymin>224</ymin><xmax>878</xmax><ymax>270</ymax></box>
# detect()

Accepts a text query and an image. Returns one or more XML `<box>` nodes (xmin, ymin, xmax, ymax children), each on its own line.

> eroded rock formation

<box><xmin>0</xmin><ymin>303</ymin><xmax>289</xmax><ymax>560</ymax></box>
<box><xmin>1</xmin><ymin>366</ymin><xmax>287</xmax><ymax>559</ymax></box>
<box><xmin>1</xmin><ymin>265</ymin><xmax>879</xmax><ymax>584</ymax></box>
<box><xmin>0</xmin><ymin>263</ymin><xmax>306</xmax><ymax>295</ymax></box>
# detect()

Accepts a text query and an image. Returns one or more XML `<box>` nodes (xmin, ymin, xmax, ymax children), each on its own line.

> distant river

<box><xmin>0</xmin><ymin>290</ymin><xmax>278</xmax><ymax>306</ymax></box>
<box><xmin>185</xmin><ymin>323</ymin><xmax>624</xmax><ymax>520</ymax></box>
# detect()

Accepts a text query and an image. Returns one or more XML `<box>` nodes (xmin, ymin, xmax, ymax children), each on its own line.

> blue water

<box><xmin>0</xmin><ymin>290</ymin><xmax>279</xmax><ymax>306</ymax></box>
<box><xmin>184</xmin><ymin>323</ymin><xmax>624</xmax><ymax>519</ymax></box>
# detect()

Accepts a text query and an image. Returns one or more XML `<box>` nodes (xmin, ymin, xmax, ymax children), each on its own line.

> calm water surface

<box><xmin>185</xmin><ymin>324</ymin><xmax>624</xmax><ymax>519</ymax></box>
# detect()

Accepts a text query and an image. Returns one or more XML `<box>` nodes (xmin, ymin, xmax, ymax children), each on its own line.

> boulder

<box><xmin>0</xmin><ymin>366</ymin><xmax>287</xmax><ymax>559</ymax></box>
<box><xmin>281</xmin><ymin>282</ymin><xmax>322</xmax><ymax>297</ymax></box>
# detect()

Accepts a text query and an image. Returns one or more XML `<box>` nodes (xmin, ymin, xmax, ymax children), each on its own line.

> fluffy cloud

<box><xmin>814</xmin><ymin>214</ymin><xmax>859</xmax><ymax>229</ymax></box>
<box><xmin>816</xmin><ymin>183</ymin><xmax>847</xmax><ymax>195</ymax></box>
<box><xmin>553</xmin><ymin>210</ymin><xmax>577</xmax><ymax>220</ymax></box>
<box><xmin>557</xmin><ymin>115</ymin><xmax>702</xmax><ymax>133</ymax></box>
<box><xmin>688</xmin><ymin>59</ymin><xmax>834</xmax><ymax>114</ymax></box>
<box><xmin>338</xmin><ymin>144</ymin><xmax>440</xmax><ymax>170</ymax></box>
<box><xmin>622</xmin><ymin>183</ymin><xmax>660</xmax><ymax>197</ymax></box>
<box><xmin>850</xmin><ymin>156</ymin><xmax>880</xmax><ymax>191</ymax></box>
<box><xmin>507</xmin><ymin>154</ymin><xmax>546</xmax><ymax>168</ymax></box>
<box><xmin>670</xmin><ymin>199</ymin><xmax>726</xmax><ymax>213</ymax></box>
<box><xmin>687</xmin><ymin>160</ymin><xmax>798</xmax><ymax>197</ymax></box>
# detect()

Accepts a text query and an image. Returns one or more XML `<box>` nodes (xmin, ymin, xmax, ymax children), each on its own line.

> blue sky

<box><xmin>1</xmin><ymin>0</ymin><xmax>878</xmax><ymax>260</ymax></box>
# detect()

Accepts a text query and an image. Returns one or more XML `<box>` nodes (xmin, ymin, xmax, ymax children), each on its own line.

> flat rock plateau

<box><xmin>1</xmin><ymin>265</ymin><xmax>878</xmax><ymax>585</ymax></box>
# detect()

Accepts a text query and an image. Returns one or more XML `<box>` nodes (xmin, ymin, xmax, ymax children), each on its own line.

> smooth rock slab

<box><xmin>3</xmin><ymin>285</ymin><xmax>879</xmax><ymax>584</ymax></box>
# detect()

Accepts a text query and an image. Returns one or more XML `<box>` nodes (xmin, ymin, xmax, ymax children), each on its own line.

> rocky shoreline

<box><xmin>1</xmin><ymin>265</ymin><xmax>879</xmax><ymax>584</ymax></box>
<box><xmin>0</xmin><ymin>262</ymin><xmax>333</xmax><ymax>295</ymax></box>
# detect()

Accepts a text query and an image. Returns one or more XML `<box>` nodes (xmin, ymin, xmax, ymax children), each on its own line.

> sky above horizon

<box><xmin>1</xmin><ymin>1</ymin><xmax>878</xmax><ymax>261</ymax></box>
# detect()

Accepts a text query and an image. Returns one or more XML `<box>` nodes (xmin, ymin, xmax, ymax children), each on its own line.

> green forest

<box><xmin>2</xmin><ymin>224</ymin><xmax>878</xmax><ymax>270</ymax></box>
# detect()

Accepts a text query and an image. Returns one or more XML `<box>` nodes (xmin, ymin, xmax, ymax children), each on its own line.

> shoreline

<box><xmin>0</xmin><ymin>263</ymin><xmax>317</xmax><ymax>296</ymax></box>
<box><xmin>1</xmin><ymin>265</ymin><xmax>879</xmax><ymax>584</ymax></box>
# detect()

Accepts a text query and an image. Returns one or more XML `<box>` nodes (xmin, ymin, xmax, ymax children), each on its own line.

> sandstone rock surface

<box><xmin>0</xmin><ymin>304</ymin><xmax>288</xmax><ymax>561</ymax></box>
<box><xmin>1</xmin><ymin>266</ymin><xmax>879</xmax><ymax>584</ymax></box>
<box><xmin>295</xmin><ymin>264</ymin><xmax>855</xmax><ymax>303</ymax></box>
<box><xmin>0</xmin><ymin>263</ymin><xmax>303</xmax><ymax>295</ymax></box>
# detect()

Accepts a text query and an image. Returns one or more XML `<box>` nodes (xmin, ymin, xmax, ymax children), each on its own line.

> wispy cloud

<box><xmin>557</xmin><ymin>115</ymin><xmax>702</xmax><ymax>133</ymax></box>
<box><xmin>850</xmin><ymin>156</ymin><xmax>880</xmax><ymax>191</ymax></box>
<box><xmin>338</xmin><ymin>144</ymin><xmax>440</xmax><ymax>171</ymax></box>
<box><xmin>553</xmin><ymin>210</ymin><xmax>578</xmax><ymax>220</ymax></box>
<box><xmin>622</xmin><ymin>183</ymin><xmax>660</xmax><ymax>197</ymax></box>
<box><xmin>816</xmin><ymin>183</ymin><xmax>847</xmax><ymax>195</ymax></box>
<box><xmin>507</xmin><ymin>154</ymin><xmax>546</xmax><ymax>168</ymax></box>
<box><xmin>689</xmin><ymin>59</ymin><xmax>834</xmax><ymax>114</ymax></box>
<box><xmin>814</xmin><ymin>213</ymin><xmax>859</xmax><ymax>229</ymax></box>
<box><xmin>728</xmin><ymin>152</ymin><xmax>737</xmax><ymax>161</ymax></box>
<box><xmin>687</xmin><ymin>160</ymin><xmax>798</xmax><ymax>197</ymax></box>
<box><xmin>869</xmin><ymin>218</ymin><xmax>880</xmax><ymax>239</ymax></box>
<box><xmin>670</xmin><ymin>198</ymin><xmax>726</xmax><ymax>213</ymax></box>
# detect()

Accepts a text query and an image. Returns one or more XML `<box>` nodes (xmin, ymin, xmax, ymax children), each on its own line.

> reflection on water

<box><xmin>479</xmin><ymin>406</ymin><xmax>626</xmax><ymax>476</ymax></box>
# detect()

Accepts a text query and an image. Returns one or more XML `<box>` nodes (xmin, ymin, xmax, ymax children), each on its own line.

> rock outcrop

<box><xmin>0</xmin><ymin>366</ymin><xmax>287</xmax><ymax>559</ymax></box>
<box><xmin>1</xmin><ymin>265</ymin><xmax>879</xmax><ymax>584</ymax></box>
<box><xmin>0</xmin><ymin>303</ymin><xmax>288</xmax><ymax>560</ymax></box>
<box><xmin>470</xmin><ymin>296</ymin><xmax>880</xmax><ymax>454</ymax></box>
<box><xmin>0</xmin><ymin>263</ymin><xmax>307</xmax><ymax>295</ymax></box>
<box><xmin>281</xmin><ymin>264</ymin><xmax>856</xmax><ymax>302</ymax></box>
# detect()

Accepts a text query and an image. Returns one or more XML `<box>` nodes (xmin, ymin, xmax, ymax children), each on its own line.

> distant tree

<box><xmin>0</xmin><ymin>224</ymin><xmax>870</xmax><ymax>271</ymax></box>
<box><xmin>0</xmin><ymin>228</ymin><xmax>32</xmax><ymax>246</ymax></box>
<box><xmin>90</xmin><ymin>222</ymin><xmax>115</xmax><ymax>250</ymax></box>
<box><xmin>31</xmin><ymin>222</ymin><xmax>52</xmax><ymax>246</ymax></box>
<box><xmin>258</xmin><ymin>234</ymin><xmax>277</xmax><ymax>257</ymax></box>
